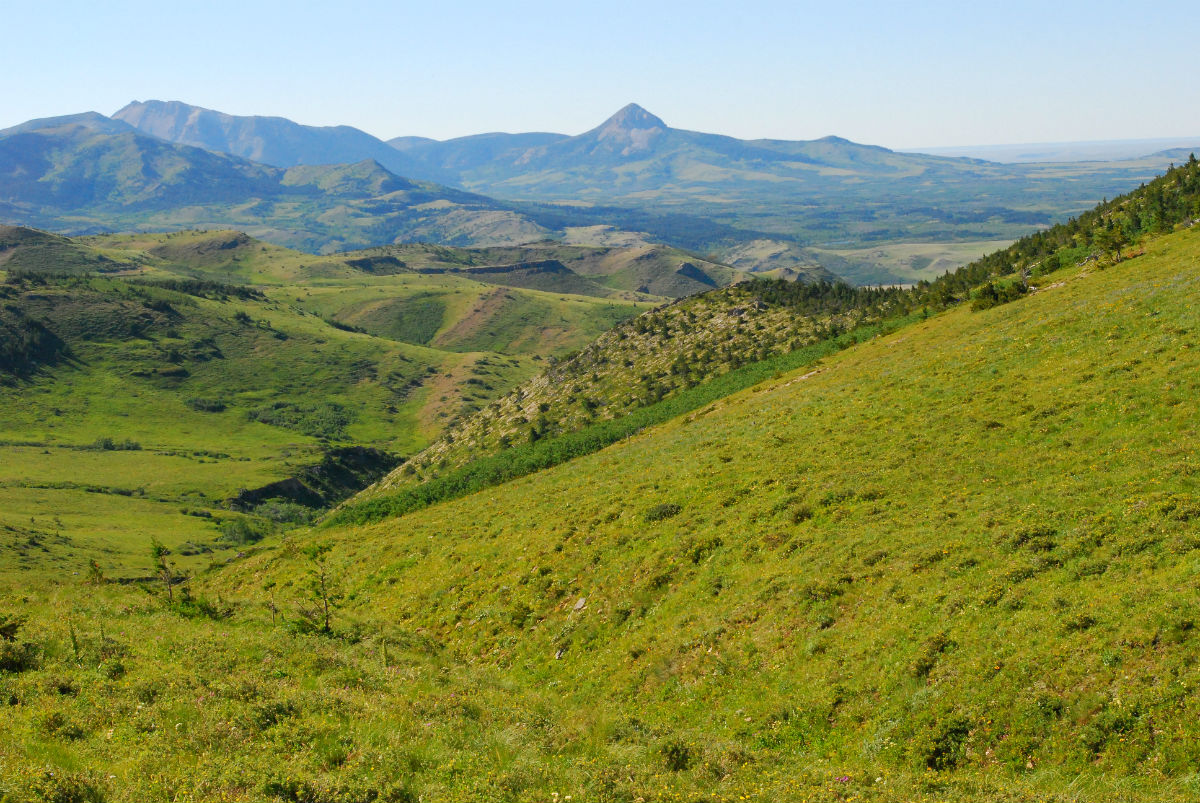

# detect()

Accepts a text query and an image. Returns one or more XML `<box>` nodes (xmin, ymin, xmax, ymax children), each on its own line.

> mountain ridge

<box><xmin>113</xmin><ymin>99</ymin><xmax>435</xmax><ymax>180</ymax></box>
<box><xmin>0</xmin><ymin>114</ymin><xmax>554</xmax><ymax>252</ymax></box>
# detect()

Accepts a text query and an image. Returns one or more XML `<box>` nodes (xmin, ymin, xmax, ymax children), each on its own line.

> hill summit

<box><xmin>583</xmin><ymin>103</ymin><xmax>667</xmax><ymax>155</ymax></box>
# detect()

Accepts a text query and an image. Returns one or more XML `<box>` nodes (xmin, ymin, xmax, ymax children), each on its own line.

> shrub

<box><xmin>0</xmin><ymin>640</ymin><xmax>38</xmax><ymax>673</ymax></box>
<box><xmin>247</xmin><ymin>401</ymin><xmax>351</xmax><ymax>440</ymax></box>
<box><xmin>644</xmin><ymin>503</ymin><xmax>682</xmax><ymax>523</ymax></box>
<box><xmin>911</xmin><ymin>630</ymin><xmax>954</xmax><ymax>678</ymax></box>
<box><xmin>90</xmin><ymin>437</ymin><xmax>141</xmax><ymax>451</ymax></box>
<box><xmin>185</xmin><ymin>397</ymin><xmax>227</xmax><ymax>413</ymax></box>
<box><xmin>660</xmin><ymin>739</ymin><xmax>694</xmax><ymax>771</ymax></box>
<box><xmin>253</xmin><ymin>500</ymin><xmax>315</xmax><ymax>525</ymax></box>
<box><xmin>917</xmin><ymin>715</ymin><xmax>972</xmax><ymax>770</ymax></box>
<box><xmin>0</xmin><ymin>613</ymin><xmax>23</xmax><ymax>642</ymax></box>
<box><xmin>37</xmin><ymin>710</ymin><xmax>86</xmax><ymax>740</ymax></box>
<box><xmin>972</xmin><ymin>279</ymin><xmax>1028</xmax><ymax>311</ymax></box>
<box><xmin>29</xmin><ymin>769</ymin><xmax>105</xmax><ymax>803</ymax></box>
<box><xmin>0</xmin><ymin>613</ymin><xmax>38</xmax><ymax>673</ymax></box>
<box><xmin>218</xmin><ymin>517</ymin><xmax>268</xmax><ymax>546</ymax></box>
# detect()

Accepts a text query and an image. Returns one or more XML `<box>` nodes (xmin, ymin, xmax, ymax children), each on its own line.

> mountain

<box><xmin>916</xmin><ymin>137</ymin><xmax>1200</xmax><ymax>163</ymax></box>
<box><xmin>0</xmin><ymin>113</ymin><xmax>551</xmax><ymax>251</ymax></box>
<box><xmin>0</xmin><ymin>112</ymin><xmax>830</xmax><ymax>289</ymax></box>
<box><xmin>389</xmin><ymin>131</ymin><xmax>568</xmax><ymax>172</ymax></box>
<box><xmin>388</xmin><ymin>102</ymin><xmax>979</xmax><ymax>200</ymax></box>
<box><xmin>0</xmin><ymin>111</ymin><xmax>131</xmax><ymax>137</ymax></box>
<box><xmin>386</xmin><ymin>105</ymin><xmax>1186</xmax><ymax>282</ymax></box>
<box><xmin>1149</xmin><ymin>146</ymin><xmax>1200</xmax><ymax>161</ymax></box>
<box><xmin>0</xmin><ymin>112</ymin><xmax>280</xmax><ymax>210</ymax></box>
<box><xmin>113</xmin><ymin>99</ymin><xmax>434</xmax><ymax>180</ymax></box>
<box><xmin>95</xmin><ymin>101</ymin><xmax>1180</xmax><ymax>283</ymax></box>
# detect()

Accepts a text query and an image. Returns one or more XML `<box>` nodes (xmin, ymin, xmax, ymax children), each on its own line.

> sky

<box><xmin>5</xmin><ymin>0</ymin><xmax>1198</xmax><ymax>149</ymax></box>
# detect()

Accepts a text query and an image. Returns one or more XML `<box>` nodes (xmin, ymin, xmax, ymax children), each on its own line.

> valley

<box><xmin>2</xmin><ymin>161</ymin><xmax>1199</xmax><ymax>798</ymax></box>
<box><xmin>0</xmin><ymin>82</ymin><xmax>1198</xmax><ymax>802</ymax></box>
<box><xmin>0</xmin><ymin>227</ymin><xmax>665</xmax><ymax>580</ymax></box>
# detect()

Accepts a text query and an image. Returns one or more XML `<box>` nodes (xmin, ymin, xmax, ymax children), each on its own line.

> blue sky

<box><xmin>6</xmin><ymin>0</ymin><xmax>1198</xmax><ymax>148</ymax></box>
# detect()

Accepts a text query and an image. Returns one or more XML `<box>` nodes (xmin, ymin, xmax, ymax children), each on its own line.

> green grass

<box><xmin>337</xmin><ymin>312</ymin><xmax>919</xmax><ymax>525</ymax></box>
<box><xmin>0</xmin><ymin>231</ymin><xmax>650</xmax><ymax>580</ymax></box>
<box><xmin>2</xmin><ymin>223</ymin><xmax>1198</xmax><ymax>800</ymax></box>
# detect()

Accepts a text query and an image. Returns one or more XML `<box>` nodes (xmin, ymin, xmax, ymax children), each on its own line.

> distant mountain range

<box><xmin>117</xmin><ymin>100</ymin><xmax>1015</xmax><ymax>203</ymax></box>
<box><xmin>112</xmin><ymin>101</ymin><xmax>1185</xmax><ymax>254</ymax></box>
<box><xmin>1</xmin><ymin>100</ymin><xmax>1192</xmax><ymax>283</ymax></box>
<box><xmin>387</xmin><ymin>102</ymin><xmax>998</xmax><ymax>201</ymax></box>
<box><xmin>0</xmin><ymin>112</ymin><xmax>548</xmax><ymax>253</ymax></box>
<box><xmin>914</xmin><ymin>138</ymin><xmax>1200</xmax><ymax>164</ymax></box>
<box><xmin>113</xmin><ymin>100</ymin><xmax>433</xmax><ymax>180</ymax></box>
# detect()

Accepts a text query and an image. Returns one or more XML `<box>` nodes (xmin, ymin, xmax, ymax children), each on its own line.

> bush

<box><xmin>0</xmin><ymin>640</ymin><xmax>38</xmax><ymax>673</ymax></box>
<box><xmin>247</xmin><ymin>401</ymin><xmax>351</xmax><ymax>440</ymax></box>
<box><xmin>0</xmin><ymin>613</ymin><xmax>38</xmax><ymax>673</ymax></box>
<box><xmin>911</xmin><ymin>630</ymin><xmax>953</xmax><ymax>678</ymax></box>
<box><xmin>37</xmin><ymin>710</ymin><xmax>86</xmax><ymax>740</ymax></box>
<box><xmin>971</xmin><ymin>280</ymin><xmax>1028</xmax><ymax>311</ymax></box>
<box><xmin>218</xmin><ymin>517</ymin><xmax>268</xmax><ymax>546</ymax></box>
<box><xmin>253</xmin><ymin>500</ymin><xmax>315</xmax><ymax>525</ymax></box>
<box><xmin>644</xmin><ymin>503</ymin><xmax>682</xmax><ymax>523</ymax></box>
<box><xmin>660</xmin><ymin>739</ymin><xmax>694</xmax><ymax>771</ymax></box>
<box><xmin>90</xmin><ymin>437</ymin><xmax>141</xmax><ymax>451</ymax></box>
<box><xmin>29</xmin><ymin>769</ymin><xmax>105</xmax><ymax>803</ymax></box>
<box><xmin>918</xmin><ymin>715</ymin><xmax>972</xmax><ymax>770</ymax></box>
<box><xmin>185</xmin><ymin>397</ymin><xmax>227</xmax><ymax>413</ymax></box>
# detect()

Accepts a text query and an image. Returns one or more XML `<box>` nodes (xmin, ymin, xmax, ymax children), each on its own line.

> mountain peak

<box><xmin>582</xmin><ymin>104</ymin><xmax>668</xmax><ymax>155</ymax></box>
<box><xmin>601</xmin><ymin>103</ymin><xmax>666</xmax><ymax>131</ymax></box>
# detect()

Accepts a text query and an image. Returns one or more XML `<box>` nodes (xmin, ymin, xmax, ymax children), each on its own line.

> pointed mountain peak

<box><xmin>600</xmin><ymin>103</ymin><xmax>666</xmax><ymax>131</ymax></box>
<box><xmin>581</xmin><ymin>104</ymin><xmax>669</xmax><ymax>155</ymax></box>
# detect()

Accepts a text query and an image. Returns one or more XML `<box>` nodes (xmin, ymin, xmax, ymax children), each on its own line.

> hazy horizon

<box><xmin>4</xmin><ymin>0</ymin><xmax>1198</xmax><ymax>150</ymax></box>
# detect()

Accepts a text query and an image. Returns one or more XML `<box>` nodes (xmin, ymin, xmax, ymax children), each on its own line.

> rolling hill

<box><xmin>0</xmin><ymin>226</ymin><xmax>655</xmax><ymax>580</ymax></box>
<box><xmin>2</xmin><ymin>160</ymin><xmax>1199</xmax><ymax>800</ymax></box>
<box><xmin>344</xmin><ymin>154</ymin><xmax>1200</xmax><ymax>520</ymax></box>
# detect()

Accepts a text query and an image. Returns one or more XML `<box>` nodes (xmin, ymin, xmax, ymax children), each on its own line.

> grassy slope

<box><xmin>366</xmin><ymin>281</ymin><xmax>902</xmax><ymax>494</ymax></box>
<box><xmin>0</xmin><ymin>273</ymin><xmax>429</xmax><ymax>579</ymax></box>
<box><xmin>0</xmin><ymin>230</ymin><xmax>649</xmax><ymax>580</ymax></box>
<box><xmin>2</xmin><ymin>225</ymin><xmax>1197</xmax><ymax>800</ymax></box>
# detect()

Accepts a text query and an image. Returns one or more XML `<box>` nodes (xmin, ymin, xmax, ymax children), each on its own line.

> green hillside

<box><xmin>0</xmin><ymin>226</ymin><xmax>134</xmax><ymax>275</ymax></box>
<box><xmin>336</xmin><ymin>239</ymin><xmax>752</xmax><ymax>298</ymax></box>
<box><xmin>1</xmin><ymin>161</ymin><xmax>1199</xmax><ymax>799</ymax></box>
<box><xmin>0</xmin><ymin>228</ymin><xmax>650</xmax><ymax>580</ymax></box>
<box><xmin>3</xmin><ymin>211</ymin><xmax>1198</xmax><ymax>802</ymax></box>
<box><xmin>366</xmin><ymin>279</ymin><xmax>909</xmax><ymax>496</ymax></box>
<box><xmin>358</xmin><ymin>156</ymin><xmax>1200</xmax><ymax>511</ymax></box>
